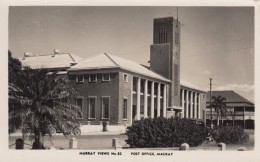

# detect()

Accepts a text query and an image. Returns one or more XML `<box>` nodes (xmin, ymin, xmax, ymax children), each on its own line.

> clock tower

<box><xmin>150</xmin><ymin>17</ymin><xmax>181</xmax><ymax>116</ymax></box>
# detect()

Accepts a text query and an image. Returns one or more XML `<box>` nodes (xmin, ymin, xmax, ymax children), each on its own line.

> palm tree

<box><xmin>211</xmin><ymin>95</ymin><xmax>227</xmax><ymax>126</ymax></box>
<box><xmin>9</xmin><ymin>52</ymin><xmax>81</xmax><ymax>149</ymax></box>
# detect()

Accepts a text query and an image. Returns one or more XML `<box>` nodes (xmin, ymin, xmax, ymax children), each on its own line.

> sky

<box><xmin>8</xmin><ymin>6</ymin><xmax>254</xmax><ymax>102</ymax></box>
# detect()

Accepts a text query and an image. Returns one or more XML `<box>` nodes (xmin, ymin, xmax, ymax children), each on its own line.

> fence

<box><xmin>10</xmin><ymin>137</ymin><xmax>247</xmax><ymax>151</ymax></box>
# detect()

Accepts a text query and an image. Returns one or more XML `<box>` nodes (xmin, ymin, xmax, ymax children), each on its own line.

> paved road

<box><xmin>9</xmin><ymin>134</ymin><xmax>128</xmax><ymax>150</ymax></box>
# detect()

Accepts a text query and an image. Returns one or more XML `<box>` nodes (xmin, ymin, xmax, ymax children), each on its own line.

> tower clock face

<box><xmin>159</xmin><ymin>49</ymin><xmax>165</xmax><ymax>63</ymax></box>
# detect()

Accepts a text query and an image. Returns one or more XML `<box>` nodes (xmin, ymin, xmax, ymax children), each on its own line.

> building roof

<box><xmin>19</xmin><ymin>51</ymin><xmax>205</xmax><ymax>91</ymax></box>
<box><xmin>68</xmin><ymin>53</ymin><xmax>171</xmax><ymax>82</ymax></box>
<box><xmin>206</xmin><ymin>90</ymin><xmax>254</xmax><ymax>105</ymax></box>
<box><xmin>20</xmin><ymin>53</ymin><xmax>82</xmax><ymax>69</ymax></box>
<box><xmin>180</xmin><ymin>79</ymin><xmax>206</xmax><ymax>92</ymax></box>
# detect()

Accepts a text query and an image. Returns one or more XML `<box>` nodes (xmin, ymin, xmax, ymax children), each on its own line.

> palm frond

<box><xmin>9</xmin><ymin>66</ymin><xmax>80</xmax><ymax>136</ymax></box>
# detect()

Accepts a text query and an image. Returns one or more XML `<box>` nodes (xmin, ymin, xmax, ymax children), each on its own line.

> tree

<box><xmin>211</xmin><ymin>95</ymin><xmax>227</xmax><ymax>126</ymax></box>
<box><xmin>8</xmin><ymin>50</ymin><xmax>22</xmax><ymax>85</ymax></box>
<box><xmin>9</xmin><ymin>51</ymin><xmax>81</xmax><ymax>149</ymax></box>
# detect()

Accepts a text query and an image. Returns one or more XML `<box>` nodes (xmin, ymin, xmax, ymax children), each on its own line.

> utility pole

<box><xmin>210</xmin><ymin>78</ymin><xmax>213</xmax><ymax>128</ymax></box>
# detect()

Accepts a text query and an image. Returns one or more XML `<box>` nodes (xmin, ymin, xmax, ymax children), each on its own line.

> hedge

<box><xmin>125</xmin><ymin>117</ymin><xmax>209</xmax><ymax>148</ymax></box>
<box><xmin>211</xmin><ymin>125</ymin><xmax>249</xmax><ymax>144</ymax></box>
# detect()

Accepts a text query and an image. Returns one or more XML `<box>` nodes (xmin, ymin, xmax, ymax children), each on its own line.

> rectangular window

<box><xmin>102</xmin><ymin>73</ymin><xmax>110</xmax><ymax>82</ymax></box>
<box><xmin>76</xmin><ymin>98</ymin><xmax>83</xmax><ymax>119</ymax></box>
<box><xmin>123</xmin><ymin>99</ymin><xmax>128</xmax><ymax>119</ymax></box>
<box><xmin>88</xmin><ymin>98</ymin><xmax>96</xmax><ymax>119</ymax></box>
<box><xmin>102</xmin><ymin>97</ymin><xmax>109</xmax><ymax>119</ymax></box>
<box><xmin>76</xmin><ymin>75</ymin><xmax>84</xmax><ymax>83</ymax></box>
<box><xmin>123</xmin><ymin>74</ymin><xmax>128</xmax><ymax>82</ymax></box>
<box><xmin>89</xmin><ymin>74</ymin><xmax>97</xmax><ymax>82</ymax></box>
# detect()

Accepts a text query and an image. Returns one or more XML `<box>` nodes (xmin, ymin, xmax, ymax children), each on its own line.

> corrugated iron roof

<box><xmin>68</xmin><ymin>53</ymin><xmax>117</xmax><ymax>70</ymax></box>
<box><xmin>69</xmin><ymin>53</ymin><xmax>171</xmax><ymax>82</ymax></box>
<box><xmin>206</xmin><ymin>90</ymin><xmax>254</xmax><ymax>105</ymax></box>
<box><xmin>20</xmin><ymin>52</ymin><xmax>205</xmax><ymax>91</ymax></box>
<box><xmin>20</xmin><ymin>53</ymin><xmax>82</xmax><ymax>69</ymax></box>
<box><xmin>180</xmin><ymin>79</ymin><xmax>206</xmax><ymax>92</ymax></box>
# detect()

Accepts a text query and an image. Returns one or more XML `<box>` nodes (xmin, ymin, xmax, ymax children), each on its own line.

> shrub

<box><xmin>211</xmin><ymin>125</ymin><xmax>249</xmax><ymax>144</ymax></box>
<box><xmin>125</xmin><ymin>117</ymin><xmax>209</xmax><ymax>148</ymax></box>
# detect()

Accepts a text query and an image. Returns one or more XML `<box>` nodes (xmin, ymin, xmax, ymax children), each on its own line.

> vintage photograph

<box><xmin>8</xmin><ymin>6</ymin><xmax>254</xmax><ymax>152</ymax></box>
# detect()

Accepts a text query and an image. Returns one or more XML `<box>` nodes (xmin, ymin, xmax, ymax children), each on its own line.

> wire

<box><xmin>9</xmin><ymin>143</ymin><xmax>16</xmax><ymax>147</ymax></box>
<box><xmin>182</xmin><ymin>36</ymin><xmax>253</xmax><ymax>49</ymax></box>
<box><xmin>182</xmin><ymin>46</ymin><xmax>253</xmax><ymax>58</ymax></box>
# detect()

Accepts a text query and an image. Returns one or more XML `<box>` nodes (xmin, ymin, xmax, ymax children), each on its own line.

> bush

<box><xmin>211</xmin><ymin>126</ymin><xmax>249</xmax><ymax>144</ymax></box>
<box><xmin>125</xmin><ymin>117</ymin><xmax>208</xmax><ymax>148</ymax></box>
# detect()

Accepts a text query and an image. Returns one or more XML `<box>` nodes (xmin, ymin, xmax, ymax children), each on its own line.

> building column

<box><xmin>181</xmin><ymin>89</ymin><xmax>185</xmax><ymax>118</ymax></box>
<box><xmin>157</xmin><ymin>83</ymin><xmax>161</xmax><ymax>117</ymax></box>
<box><xmin>163</xmin><ymin>84</ymin><xmax>167</xmax><ymax>117</ymax></box>
<box><xmin>190</xmin><ymin>91</ymin><xmax>193</xmax><ymax>118</ymax></box>
<box><xmin>186</xmin><ymin>90</ymin><xmax>189</xmax><ymax>118</ymax></box>
<box><xmin>143</xmin><ymin>79</ymin><xmax>148</xmax><ymax>118</ymax></box>
<box><xmin>136</xmin><ymin>77</ymin><xmax>141</xmax><ymax>120</ymax></box>
<box><xmin>198</xmin><ymin>93</ymin><xmax>201</xmax><ymax>119</ymax></box>
<box><xmin>194</xmin><ymin>92</ymin><xmax>197</xmax><ymax>119</ymax></box>
<box><xmin>151</xmin><ymin>81</ymin><xmax>155</xmax><ymax>118</ymax></box>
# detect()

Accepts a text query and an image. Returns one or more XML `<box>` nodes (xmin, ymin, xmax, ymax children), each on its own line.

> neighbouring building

<box><xmin>21</xmin><ymin>49</ymin><xmax>82</xmax><ymax>71</ymax></box>
<box><xmin>20</xmin><ymin>16</ymin><xmax>207</xmax><ymax>126</ymax></box>
<box><xmin>206</xmin><ymin>91</ymin><xmax>254</xmax><ymax>129</ymax></box>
